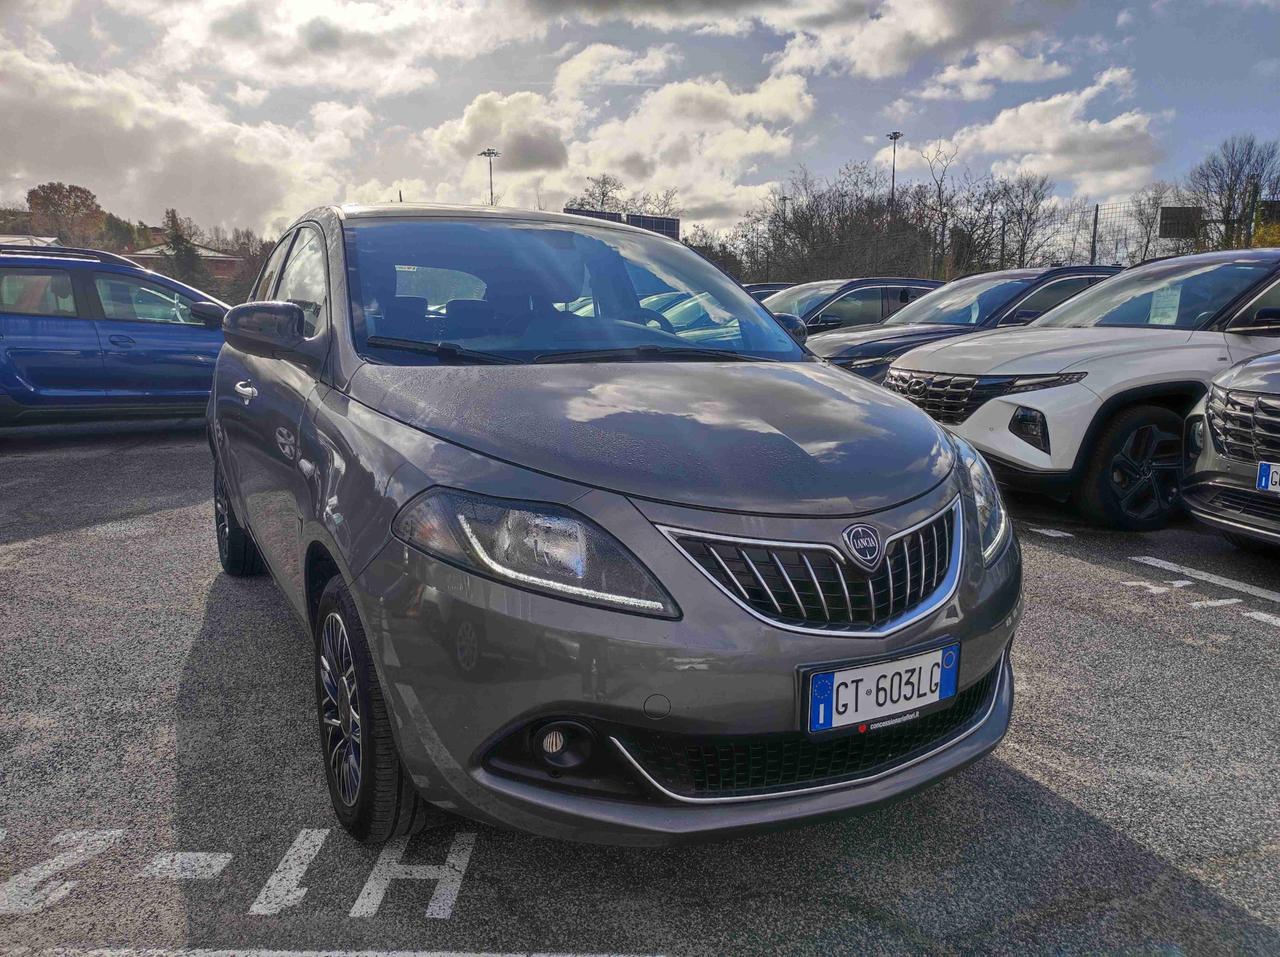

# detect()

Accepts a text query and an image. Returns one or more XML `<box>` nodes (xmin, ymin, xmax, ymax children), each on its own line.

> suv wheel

<box><xmin>214</xmin><ymin>463</ymin><xmax>264</xmax><ymax>576</ymax></box>
<box><xmin>1079</xmin><ymin>405</ymin><xmax>1184</xmax><ymax>531</ymax></box>
<box><xmin>315</xmin><ymin>575</ymin><xmax>434</xmax><ymax>843</ymax></box>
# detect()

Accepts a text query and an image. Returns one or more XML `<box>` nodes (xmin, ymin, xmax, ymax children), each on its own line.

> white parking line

<box><xmin>0</xmin><ymin>830</ymin><xmax>124</xmax><ymax>915</ymax></box>
<box><xmin>1190</xmin><ymin>598</ymin><xmax>1243</xmax><ymax>609</ymax></box>
<box><xmin>4</xmin><ymin>950</ymin><xmax>660</xmax><ymax>957</ymax></box>
<box><xmin>1243</xmin><ymin>610</ymin><xmax>1280</xmax><ymax>628</ymax></box>
<box><xmin>350</xmin><ymin>831</ymin><xmax>476</xmax><ymax>918</ymax></box>
<box><xmin>249</xmin><ymin>828</ymin><xmax>330</xmax><ymax>916</ymax></box>
<box><xmin>1028</xmin><ymin>527</ymin><xmax>1074</xmax><ymax>538</ymax></box>
<box><xmin>141</xmin><ymin>852</ymin><xmax>232</xmax><ymax>880</ymax></box>
<box><xmin>1130</xmin><ymin>557</ymin><xmax>1280</xmax><ymax>604</ymax></box>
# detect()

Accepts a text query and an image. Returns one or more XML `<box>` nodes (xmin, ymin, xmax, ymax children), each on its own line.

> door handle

<box><xmin>108</xmin><ymin>334</ymin><xmax>135</xmax><ymax>347</ymax></box>
<box><xmin>234</xmin><ymin>380</ymin><xmax>258</xmax><ymax>401</ymax></box>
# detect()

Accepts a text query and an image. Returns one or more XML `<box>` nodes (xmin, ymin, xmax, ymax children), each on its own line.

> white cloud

<box><xmin>553</xmin><ymin>42</ymin><xmax>681</xmax><ymax>98</ymax></box>
<box><xmin>917</xmin><ymin>43</ymin><xmax>1070</xmax><ymax>101</ymax></box>
<box><xmin>879</xmin><ymin>69</ymin><xmax>1161</xmax><ymax>196</ymax></box>
<box><xmin>229</xmin><ymin>82</ymin><xmax>267</xmax><ymax>108</ymax></box>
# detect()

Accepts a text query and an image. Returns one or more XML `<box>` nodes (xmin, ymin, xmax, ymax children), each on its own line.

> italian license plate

<box><xmin>1258</xmin><ymin>461</ymin><xmax>1280</xmax><ymax>495</ymax></box>
<box><xmin>808</xmin><ymin>644</ymin><xmax>960</xmax><ymax>733</ymax></box>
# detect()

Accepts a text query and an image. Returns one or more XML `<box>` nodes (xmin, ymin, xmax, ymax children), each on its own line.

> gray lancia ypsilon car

<box><xmin>207</xmin><ymin>204</ymin><xmax>1022</xmax><ymax>846</ymax></box>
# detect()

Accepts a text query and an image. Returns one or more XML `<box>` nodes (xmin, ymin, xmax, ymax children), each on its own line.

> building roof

<box><xmin>0</xmin><ymin>235</ymin><xmax>60</xmax><ymax>246</ymax></box>
<box><xmin>131</xmin><ymin>241</ymin><xmax>241</xmax><ymax>261</ymax></box>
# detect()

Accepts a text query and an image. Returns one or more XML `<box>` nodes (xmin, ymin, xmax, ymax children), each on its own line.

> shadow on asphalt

<box><xmin>173</xmin><ymin>574</ymin><xmax>1280</xmax><ymax>954</ymax></box>
<box><xmin>0</xmin><ymin>418</ymin><xmax>209</xmax><ymax>545</ymax></box>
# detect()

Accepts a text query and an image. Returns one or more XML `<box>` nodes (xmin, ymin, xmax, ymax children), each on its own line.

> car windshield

<box><xmin>883</xmin><ymin>274</ymin><xmax>1034</xmax><ymax>327</ymax></box>
<box><xmin>344</xmin><ymin>218</ymin><xmax>804</xmax><ymax>364</ymax></box>
<box><xmin>1033</xmin><ymin>257</ymin><xmax>1276</xmax><ymax>329</ymax></box>
<box><xmin>762</xmin><ymin>281</ymin><xmax>844</xmax><ymax>318</ymax></box>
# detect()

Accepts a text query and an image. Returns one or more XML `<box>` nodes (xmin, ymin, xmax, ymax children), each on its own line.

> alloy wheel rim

<box><xmin>319</xmin><ymin>612</ymin><xmax>362</xmax><ymax>806</ymax></box>
<box><xmin>1108</xmin><ymin>423</ymin><xmax>1181</xmax><ymax>521</ymax></box>
<box><xmin>214</xmin><ymin>476</ymin><xmax>230</xmax><ymax>560</ymax></box>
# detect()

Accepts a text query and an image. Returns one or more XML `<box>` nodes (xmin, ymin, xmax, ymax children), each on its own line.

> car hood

<box><xmin>349</xmin><ymin>360</ymin><xmax>954</xmax><ymax>516</ymax></box>
<box><xmin>809</xmin><ymin>324</ymin><xmax>964</xmax><ymax>358</ymax></box>
<box><xmin>1217</xmin><ymin>349</ymin><xmax>1280</xmax><ymax>393</ymax></box>
<box><xmin>892</xmin><ymin>326</ymin><xmax>1196</xmax><ymax>376</ymax></box>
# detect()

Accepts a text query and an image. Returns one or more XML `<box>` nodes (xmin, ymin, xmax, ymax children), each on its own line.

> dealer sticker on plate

<box><xmin>808</xmin><ymin>644</ymin><xmax>959</xmax><ymax>733</ymax></box>
<box><xmin>1258</xmin><ymin>461</ymin><xmax>1280</xmax><ymax>495</ymax></box>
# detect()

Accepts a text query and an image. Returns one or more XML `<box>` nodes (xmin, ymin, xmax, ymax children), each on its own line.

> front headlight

<box><xmin>392</xmin><ymin>487</ymin><xmax>678</xmax><ymax>617</ymax></box>
<box><xmin>952</xmin><ymin>436</ymin><xmax>1010</xmax><ymax>564</ymax></box>
<box><xmin>1003</xmin><ymin>371</ymin><xmax>1087</xmax><ymax>395</ymax></box>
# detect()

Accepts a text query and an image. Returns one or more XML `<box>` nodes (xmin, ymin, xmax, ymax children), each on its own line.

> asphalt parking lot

<box><xmin>1</xmin><ymin>419</ymin><xmax>1278</xmax><ymax>956</ymax></box>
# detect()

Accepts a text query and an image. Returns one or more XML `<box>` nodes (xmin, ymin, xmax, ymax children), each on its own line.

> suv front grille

<box><xmin>617</xmin><ymin>658</ymin><xmax>1001</xmax><ymax>800</ymax></box>
<box><xmin>665</xmin><ymin>501</ymin><xmax>958</xmax><ymax>633</ymax></box>
<box><xmin>883</xmin><ymin>370</ymin><xmax>1015</xmax><ymax>424</ymax></box>
<box><xmin>1207</xmin><ymin>386</ymin><xmax>1280</xmax><ymax>464</ymax></box>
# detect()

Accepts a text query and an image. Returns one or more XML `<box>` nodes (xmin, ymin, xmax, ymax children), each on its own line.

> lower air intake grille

<box><xmin>618</xmin><ymin>660</ymin><xmax>1000</xmax><ymax>799</ymax></box>
<box><xmin>667</xmin><ymin>501</ymin><xmax>957</xmax><ymax>633</ymax></box>
<box><xmin>1209</xmin><ymin>488</ymin><xmax>1280</xmax><ymax>525</ymax></box>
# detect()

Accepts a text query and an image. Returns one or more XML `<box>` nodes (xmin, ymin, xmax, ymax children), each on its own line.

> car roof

<box><xmin>0</xmin><ymin>245</ymin><xmax>143</xmax><ymax>270</ymax></box>
<box><xmin>1133</xmin><ymin>248</ymin><xmax>1280</xmax><ymax>268</ymax></box>
<box><xmin>328</xmin><ymin>202</ymin><xmax>666</xmax><ymax>239</ymax></box>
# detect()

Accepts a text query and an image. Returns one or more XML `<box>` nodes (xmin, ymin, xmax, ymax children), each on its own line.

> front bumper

<box><xmin>351</xmin><ymin>481</ymin><xmax>1023</xmax><ymax>845</ymax></box>
<box><xmin>1185</xmin><ymin>417</ymin><xmax>1280</xmax><ymax>546</ymax></box>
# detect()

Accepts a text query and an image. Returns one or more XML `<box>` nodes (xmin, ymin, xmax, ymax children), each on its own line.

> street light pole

<box><xmin>478</xmin><ymin>147</ymin><xmax>501</xmax><ymax>205</ymax></box>
<box><xmin>886</xmin><ymin>131</ymin><xmax>904</xmax><ymax>215</ymax></box>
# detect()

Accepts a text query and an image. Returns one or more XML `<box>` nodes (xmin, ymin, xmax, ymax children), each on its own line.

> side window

<box><xmin>884</xmin><ymin>285</ymin><xmax>931</xmax><ymax>317</ymax></box>
<box><xmin>254</xmin><ymin>234</ymin><xmax>294</xmax><ymax>301</ymax></box>
<box><xmin>1230</xmin><ymin>279</ymin><xmax>1280</xmax><ymax>331</ymax></box>
<box><xmin>274</xmin><ymin>227</ymin><xmax>329</xmax><ymax>338</ymax></box>
<box><xmin>0</xmin><ymin>268</ymin><xmax>79</xmax><ymax>317</ymax></box>
<box><xmin>1002</xmin><ymin>277</ymin><xmax>1092</xmax><ymax>324</ymax></box>
<box><xmin>815</xmin><ymin>287</ymin><xmax>882</xmax><ymax>329</ymax></box>
<box><xmin>94</xmin><ymin>275</ymin><xmax>199</xmax><ymax>324</ymax></box>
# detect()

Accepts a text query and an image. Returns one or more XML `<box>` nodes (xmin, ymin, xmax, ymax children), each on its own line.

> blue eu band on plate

<box><xmin>809</xmin><ymin>644</ymin><xmax>960</xmax><ymax>733</ymax></box>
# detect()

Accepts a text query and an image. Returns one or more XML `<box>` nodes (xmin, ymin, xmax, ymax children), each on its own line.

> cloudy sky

<box><xmin>1</xmin><ymin>0</ymin><xmax>1276</xmax><ymax>236</ymax></box>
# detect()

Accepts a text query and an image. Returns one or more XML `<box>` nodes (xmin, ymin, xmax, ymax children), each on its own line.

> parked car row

<box><xmin>810</xmin><ymin>250</ymin><xmax>1280</xmax><ymax>549</ymax></box>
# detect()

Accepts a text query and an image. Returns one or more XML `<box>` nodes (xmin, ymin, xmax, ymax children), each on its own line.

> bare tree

<box><xmin>1000</xmin><ymin>173</ymin><xmax>1056</xmax><ymax>267</ymax></box>
<box><xmin>1185</xmin><ymin>133</ymin><xmax>1280</xmax><ymax>248</ymax></box>
<box><xmin>565</xmin><ymin>173</ymin><xmax>627</xmax><ymax>212</ymax></box>
<box><xmin>1129</xmin><ymin>181</ymin><xmax>1172</xmax><ymax>261</ymax></box>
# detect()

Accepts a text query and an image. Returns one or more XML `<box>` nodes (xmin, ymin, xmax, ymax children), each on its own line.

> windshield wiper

<box><xmin>533</xmin><ymin>345</ymin><xmax>776</xmax><ymax>364</ymax></box>
<box><xmin>366</xmin><ymin>336</ymin><xmax>519</xmax><ymax>365</ymax></box>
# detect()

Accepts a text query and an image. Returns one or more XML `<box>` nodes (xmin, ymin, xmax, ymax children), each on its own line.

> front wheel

<box><xmin>314</xmin><ymin>575</ymin><xmax>435</xmax><ymax>843</ymax></box>
<box><xmin>1078</xmin><ymin>405</ymin><xmax>1185</xmax><ymax>531</ymax></box>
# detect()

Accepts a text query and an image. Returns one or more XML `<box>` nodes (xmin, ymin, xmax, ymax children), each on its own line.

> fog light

<box><xmin>532</xmin><ymin>720</ymin><xmax>594</xmax><ymax>770</ymax></box>
<box><xmin>1188</xmin><ymin>418</ymin><xmax>1205</xmax><ymax>456</ymax></box>
<box><xmin>1009</xmin><ymin>406</ymin><xmax>1050</xmax><ymax>453</ymax></box>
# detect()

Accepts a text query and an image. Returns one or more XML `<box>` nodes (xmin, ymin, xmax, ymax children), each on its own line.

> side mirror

<box><xmin>809</xmin><ymin>313</ymin><xmax>842</xmax><ymax>330</ymax></box>
<box><xmin>1233</xmin><ymin>307</ymin><xmax>1280</xmax><ymax>336</ymax></box>
<box><xmin>774</xmin><ymin>312</ymin><xmax>808</xmax><ymax>344</ymax></box>
<box><xmin>190</xmin><ymin>300</ymin><xmax>227</xmax><ymax>329</ymax></box>
<box><xmin>223</xmin><ymin>301</ymin><xmax>307</xmax><ymax>358</ymax></box>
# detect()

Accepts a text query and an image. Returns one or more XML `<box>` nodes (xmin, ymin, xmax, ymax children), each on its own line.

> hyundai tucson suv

<box><xmin>1185</xmin><ymin>350</ymin><xmax>1280</xmax><ymax>550</ymax></box>
<box><xmin>208</xmin><ymin>204</ymin><xmax>1022</xmax><ymax>846</ymax></box>
<box><xmin>0</xmin><ymin>244</ymin><xmax>227</xmax><ymax>425</ymax></box>
<box><xmin>886</xmin><ymin>250</ymin><xmax>1280</xmax><ymax>530</ymax></box>
<box><xmin>762</xmin><ymin>277</ymin><xmax>941</xmax><ymax>335</ymax></box>
<box><xmin>811</xmin><ymin>265</ymin><xmax>1118</xmax><ymax>382</ymax></box>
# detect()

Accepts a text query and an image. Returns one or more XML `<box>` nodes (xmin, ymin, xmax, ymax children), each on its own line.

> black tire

<box><xmin>1078</xmin><ymin>405</ymin><xmax>1185</xmax><ymax>532</ymax></box>
<box><xmin>1224</xmin><ymin>531</ymin><xmax>1280</xmax><ymax>555</ymax></box>
<box><xmin>314</xmin><ymin>575</ymin><xmax>433</xmax><ymax>844</ymax></box>
<box><xmin>214</xmin><ymin>462</ymin><xmax>264</xmax><ymax>576</ymax></box>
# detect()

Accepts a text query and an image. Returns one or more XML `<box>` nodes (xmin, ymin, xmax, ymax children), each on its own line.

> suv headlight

<box><xmin>392</xmin><ymin>487</ymin><xmax>678</xmax><ymax>617</ymax></box>
<box><xmin>952</xmin><ymin>436</ymin><xmax>1010</xmax><ymax>564</ymax></box>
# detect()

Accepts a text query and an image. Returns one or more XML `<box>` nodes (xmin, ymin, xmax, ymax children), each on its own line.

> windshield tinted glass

<box><xmin>763</xmin><ymin>281</ymin><xmax>844</xmax><ymax>317</ymax></box>
<box><xmin>883</xmin><ymin>273</ymin><xmax>1034</xmax><ymax>326</ymax></box>
<box><xmin>344</xmin><ymin>218</ymin><xmax>803</xmax><ymax>363</ymax></box>
<box><xmin>1033</xmin><ymin>258</ymin><xmax>1275</xmax><ymax>329</ymax></box>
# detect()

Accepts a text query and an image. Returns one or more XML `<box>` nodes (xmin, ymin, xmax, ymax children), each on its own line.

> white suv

<box><xmin>885</xmin><ymin>250</ymin><xmax>1280</xmax><ymax>529</ymax></box>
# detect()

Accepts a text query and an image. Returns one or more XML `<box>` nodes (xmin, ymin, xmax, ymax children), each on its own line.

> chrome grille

<box><xmin>883</xmin><ymin>369</ymin><xmax>983</xmax><ymax>424</ymax></box>
<box><xmin>1207</xmin><ymin>386</ymin><xmax>1280</xmax><ymax>464</ymax></box>
<box><xmin>666</xmin><ymin>501</ymin><xmax>959</xmax><ymax>633</ymax></box>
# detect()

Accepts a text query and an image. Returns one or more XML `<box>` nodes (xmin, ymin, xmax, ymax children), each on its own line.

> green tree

<box><xmin>101</xmin><ymin>213</ymin><xmax>138</xmax><ymax>251</ymax></box>
<box><xmin>158</xmin><ymin>208</ymin><xmax>211</xmax><ymax>288</ymax></box>
<box><xmin>26</xmin><ymin>182</ymin><xmax>105</xmax><ymax>245</ymax></box>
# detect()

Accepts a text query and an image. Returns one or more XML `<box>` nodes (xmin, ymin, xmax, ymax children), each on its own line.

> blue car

<box><xmin>0</xmin><ymin>244</ymin><xmax>227</xmax><ymax>425</ymax></box>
